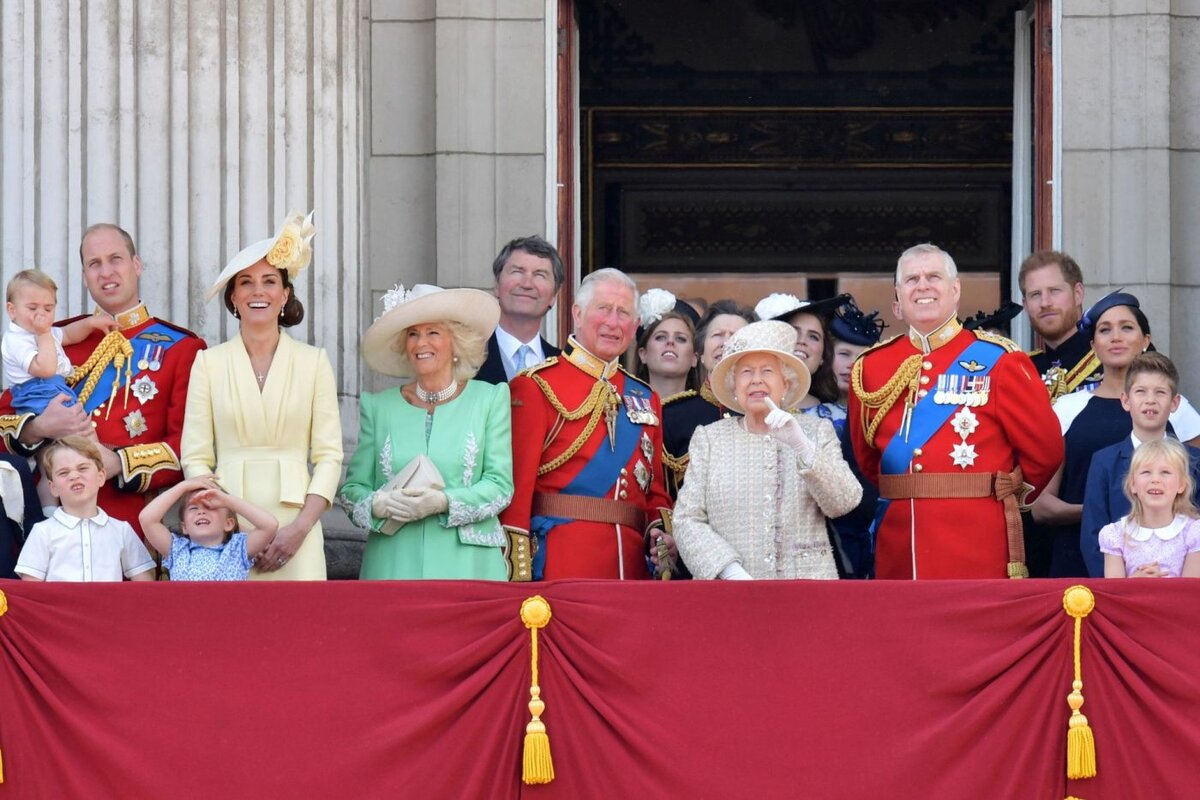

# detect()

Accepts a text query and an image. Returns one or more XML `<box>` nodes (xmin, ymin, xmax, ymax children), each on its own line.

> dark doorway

<box><xmin>576</xmin><ymin>0</ymin><xmax>1024</xmax><ymax>324</ymax></box>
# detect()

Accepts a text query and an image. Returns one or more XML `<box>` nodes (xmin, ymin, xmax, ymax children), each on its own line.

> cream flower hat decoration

<box><xmin>207</xmin><ymin>210</ymin><xmax>316</xmax><ymax>300</ymax></box>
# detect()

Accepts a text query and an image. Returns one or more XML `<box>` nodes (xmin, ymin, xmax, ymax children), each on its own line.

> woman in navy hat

<box><xmin>1032</xmin><ymin>291</ymin><xmax>1200</xmax><ymax>577</ymax></box>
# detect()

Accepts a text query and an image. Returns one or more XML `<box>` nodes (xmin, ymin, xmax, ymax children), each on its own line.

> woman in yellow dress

<box><xmin>180</xmin><ymin>212</ymin><xmax>343</xmax><ymax>580</ymax></box>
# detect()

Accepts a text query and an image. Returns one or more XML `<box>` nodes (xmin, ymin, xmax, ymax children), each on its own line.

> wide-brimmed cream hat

<box><xmin>361</xmin><ymin>283</ymin><xmax>500</xmax><ymax>377</ymax></box>
<box><xmin>709</xmin><ymin>320</ymin><xmax>811</xmax><ymax>413</ymax></box>
<box><xmin>207</xmin><ymin>210</ymin><xmax>316</xmax><ymax>300</ymax></box>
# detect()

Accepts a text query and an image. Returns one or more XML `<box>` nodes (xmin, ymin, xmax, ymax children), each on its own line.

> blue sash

<box><xmin>530</xmin><ymin>379</ymin><xmax>649</xmax><ymax>579</ymax></box>
<box><xmin>875</xmin><ymin>340</ymin><xmax>1003</xmax><ymax>532</ymax></box>
<box><xmin>79</xmin><ymin>322</ymin><xmax>187</xmax><ymax>414</ymax></box>
<box><xmin>879</xmin><ymin>340</ymin><xmax>1004</xmax><ymax>475</ymax></box>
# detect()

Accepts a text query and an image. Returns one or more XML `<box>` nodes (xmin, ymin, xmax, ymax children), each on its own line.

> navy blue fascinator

<box><xmin>1077</xmin><ymin>290</ymin><xmax>1140</xmax><ymax>339</ymax></box>
<box><xmin>829</xmin><ymin>297</ymin><xmax>886</xmax><ymax>346</ymax></box>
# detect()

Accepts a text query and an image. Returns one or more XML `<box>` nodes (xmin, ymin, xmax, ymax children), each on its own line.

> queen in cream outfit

<box><xmin>673</xmin><ymin>321</ymin><xmax>861</xmax><ymax>580</ymax></box>
<box><xmin>181</xmin><ymin>212</ymin><xmax>343</xmax><ymax>580</ymax></box>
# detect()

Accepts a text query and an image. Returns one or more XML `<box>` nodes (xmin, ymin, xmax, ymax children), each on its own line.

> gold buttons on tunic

<box><xmin>913</xmin><ymin>463</ymin><xmax>923</xmax><ymax>472</ymax></box>
<box><xmin>918</xmin><ymin>389</ymin><xmax>928</xmax><ymax>398</ymax></box>
<box><xmin>913</xmin><ymin>448</ymin><xmax>923</xmax><ymax>457</ymax></box>
<box><xmin>920</xmin><ymin>376</ymin><xmax>930</xmax><ymax>385</ymax></box>
<box><xmin>923</xmin><ymin>361</ymin><xmax>933</xmax><ymax>370</ymax></box>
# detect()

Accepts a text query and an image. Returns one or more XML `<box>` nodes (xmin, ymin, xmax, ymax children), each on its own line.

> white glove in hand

<box><xmin>763</xmin><ymin>397</ymin><xmax>817</xmax><ymax>465</ymax></box>
<box><xmin>718</xmin><ymin>562</ymin><xmax>754</xmax><ymax>581</ymax></box>
<box><xmin>372</xmin><ymin>488</ymin><xmax>415</xmax><ymax>523</ymax></box>
<box><xmin>396</xmin><ymin>487</ymin><xmax>449</xmax><ymax>522</ymax></box>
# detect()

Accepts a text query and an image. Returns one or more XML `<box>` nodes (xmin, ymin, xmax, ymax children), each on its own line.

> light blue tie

<box><xmin>515</xmin><ymin>344</ymin><xmax>535</xmax><ymax>373</ymax></box>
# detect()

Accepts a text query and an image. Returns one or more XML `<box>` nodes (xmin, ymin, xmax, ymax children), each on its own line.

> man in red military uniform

<box><xmin>501</xmin><ymin>268</ymin><xmax>672</xmax><ymax>580</ymax></box>
<box><xmin>0</xmin><ymin>224</ymin><xmax>206</xmax><ymax>536</ymax></box>
<box><xmin>849</xmin><ymin>243</ymin><xmax>1062</xmax><ymax>579</ymax></box>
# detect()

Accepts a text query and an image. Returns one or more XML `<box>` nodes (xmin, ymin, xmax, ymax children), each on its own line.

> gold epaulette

<box><xmin>1028</xmin><ymin>348</ymin><xmax>1045</xmax><ymax>358</ymax></box>
<box><xmin>618</xmin><ymin>366</ymin><xmax>651</xmax><ymax>390</ymax></box>
<box><xmin>857</xmin><ymin>332</ymin><xmax>903</xmax><ymax>359</ymax></box>
<box><xmin>515</xmin><ymin>356</ymin><xmax>558</xmax><ymax>379</ymax></box>
<box><xmin>662</xmin><ymin>389</ymin><xmax>698</xmax><ymax>405</ymax></box>
<box><xmin>972</xmin><ymin>329</ymin><xmax>1020</xmax><ymax>352</ymax></box>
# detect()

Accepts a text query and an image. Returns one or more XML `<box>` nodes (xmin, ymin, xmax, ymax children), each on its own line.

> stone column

<box><xmin>1060</xmin><ymin>1</ymin><xmax>1173</xmax><ymax>353</ymax></box>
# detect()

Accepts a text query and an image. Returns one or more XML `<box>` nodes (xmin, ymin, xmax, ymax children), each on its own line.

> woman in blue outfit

<box><xmin>1032</xmin><ymin>291</ymin><xmax>1200</xmax><ymax>577</ymax></box>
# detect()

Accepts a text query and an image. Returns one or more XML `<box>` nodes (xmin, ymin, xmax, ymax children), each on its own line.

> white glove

<box><xmin>372</xmin><ymin>487</ymin><xmax>414</xmax><ymax>523</ymax></box>
<box><xmin>718</xmin><ymin>562</ymin><xmax>754</xmax><ymax>581</ymax></box>
<box><xmin>393</xmin><ymin>487</ymin><xmax>449</xmax><ymax>522</ymax></box>
<box><xmin>763</xmin><ymin>397</ymin><xmax>817</xmax><ymax>465</ymax></box>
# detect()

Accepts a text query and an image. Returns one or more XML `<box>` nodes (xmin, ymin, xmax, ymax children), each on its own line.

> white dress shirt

<box><xmin>494</xmin><ymin>325</ymin><xmax>547</xmax><ymax>381</ymax></box>
<box><xmin>15</xmin><ymin>507</ymin><xmax>154</xmax><ymax>581</ymax></box>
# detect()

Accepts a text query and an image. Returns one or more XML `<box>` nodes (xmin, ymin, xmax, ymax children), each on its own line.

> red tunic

<box><xmin>0</xmin><ymin>307</ymin><xmax>206</xmax><ymax>536</ymax></box>
<box><xmin>501</xmin><ymin>339</ymin><xmax>672</xmax><ymax>580</ymax></box>
<box><xmin>849</xmin><ymin>320</ymin><xmax>1062</xmax><ymax>579</ymax></box>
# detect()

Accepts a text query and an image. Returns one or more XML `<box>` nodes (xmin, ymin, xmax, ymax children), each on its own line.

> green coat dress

<box><xmin>339</xmin><ymin>380</ymin><xmax>513</xmax><ymax>580</ymax></box>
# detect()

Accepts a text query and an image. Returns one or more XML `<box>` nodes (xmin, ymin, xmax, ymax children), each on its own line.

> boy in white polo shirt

<box><xmin>15</xmin><ymin>435</ymin><xmax>154</xmax><ymax>581</ymax></box>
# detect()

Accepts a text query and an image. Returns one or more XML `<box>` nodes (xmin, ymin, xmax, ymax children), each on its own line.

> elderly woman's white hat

<box><xmin>207</xmin><ymin>210</ymin><xmax>316</xmax><ymax>300</ymax></box>
<box><xmin>709</xmin><ymin>320</ymin><xmax>811</xmax><ymax>414</ymax></box>
<box><xmin>361</xmin><ymin>283</ymin><xmax>500</xmax><ymax>377</ymax></box>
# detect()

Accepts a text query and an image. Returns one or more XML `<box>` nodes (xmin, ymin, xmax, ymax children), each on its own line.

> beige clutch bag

<box><xmin>380</xmin><ymin>454</ymin><xmax>446</xmax><ymax>535</ymax></box>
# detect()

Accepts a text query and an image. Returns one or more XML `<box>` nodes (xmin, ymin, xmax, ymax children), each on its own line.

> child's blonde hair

<box><xmin>6</xmin><ymin>269</ymin><xmax>58</xmax><ymax>303</ymax></box>
<box><xmin>1122</xmin><ymin>438</ymin><xmax>1199</xmax><ymax>527</ymax></box>
<box><xmin>38</xmin><ymin>435</ymin><xmax>104</xmax><ymax>476</ymax></box>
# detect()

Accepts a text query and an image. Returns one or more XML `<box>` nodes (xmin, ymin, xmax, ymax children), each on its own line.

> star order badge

<box><xmin>123</xmin><ymin>409</ymin><xmax>148</xmax><ymax>438</ymax></box>
<box><xmin>130</xmin><ymin>375</ymin><xmax>159</xmax><ymax>406</ymax></box>
<box><xmin>951</xmin><ymin>442</ymin><xmax>978</xmax><ymax>469</ymax></box>
<box><xmin>634</xmin><ymin>459</ymin><xmax>651</xmax><ymax>492</ymax></box>
<box><xmin>951</xmin><ymin>407</ymin><xmax>979</xmax><ymax>439</ymax></box>
<box><xmin>640</xmin><ymin>432</ymin><xmax>654</xmax><ymax>463</ymax></box>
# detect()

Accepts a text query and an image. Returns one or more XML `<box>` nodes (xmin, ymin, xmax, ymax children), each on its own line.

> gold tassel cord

<box><xmin>67</xmin><ymin>330</ymin><xmax>134</xmax><ymax>411</ymax></box>
<box><xmin>520</xmin><ymin>595</ymin><xmax>554</xmax><ymax>785</ymax></box>
<box><xmin>1062</xmin><ymin>585</ymin><xmax>1097</xmax><ymax>781</ymax></box>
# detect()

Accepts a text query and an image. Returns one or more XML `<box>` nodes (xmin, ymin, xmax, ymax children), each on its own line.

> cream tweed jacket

<box><xmin>674</xmin><ymin>414</ymin><xmax>862</xmax><ymax>580</ymax></box>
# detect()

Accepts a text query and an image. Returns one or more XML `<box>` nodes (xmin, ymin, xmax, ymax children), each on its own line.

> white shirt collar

<box><xmin>495</xmin><ymin>325</ymin><xmax>544</xmax><ymax>360</ymax></box>
<box><xmin>1129</xmin><ymin>515</ymin><xmax>1186</xmax><ymax>542</ymax></box>
<box><xmin>52</xmin><ymin>506</ymin><xmax>111</xmax><ymax>528</ymax></box>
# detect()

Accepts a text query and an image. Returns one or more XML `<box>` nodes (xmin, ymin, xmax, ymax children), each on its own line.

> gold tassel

<box><xmin>1062</xmin><ymin>586</ymin><xmax>1097</xmax><ymax>780</ymax></box>
<box><xmin>520</xmin><ymin>595</ymin><xmax>554</xmax><ymax>785</ymax></box>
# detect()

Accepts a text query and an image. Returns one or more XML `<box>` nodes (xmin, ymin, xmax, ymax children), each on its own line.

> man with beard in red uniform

<box><xmin>500</xmin><ymin>268</ymin><xmax>672</xmax><ymax>580</ymax></box>
<box><xmin>849</xmin><ymin>243</ymin><xmax>1062</xmax><ymax>579</ymax></box>
<box><xmin>0</xmin><ymin>224</ymin><xmax>206</xmax><ymax>537</ymax></box>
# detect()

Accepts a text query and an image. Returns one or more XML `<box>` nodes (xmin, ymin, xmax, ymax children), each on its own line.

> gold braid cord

<box><xmin>850</xmin><ymin>354</ymin><xmax>923</xmax><ymax>448</ymax></box>
<box><xmin>532</xmin><ymin>374</ymin><xmax>620</xmax><ymax>476</ymax></box>
<box><xmin>68</xmin><ymin>331</ymin><xmax>134</xmax><ymax>408</ymax></box>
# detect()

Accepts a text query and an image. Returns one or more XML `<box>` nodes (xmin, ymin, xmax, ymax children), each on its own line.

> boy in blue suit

<box><xmin>1081</xmin><ymin>352</ymin><xmax>1200</xmax><ymax>576</ymax></box>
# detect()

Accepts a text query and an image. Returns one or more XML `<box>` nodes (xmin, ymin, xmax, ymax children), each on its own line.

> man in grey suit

<box><xmin>475</xmin><ymin>235</ymin><xmax>563</xmax><ymax>384</ymax></box>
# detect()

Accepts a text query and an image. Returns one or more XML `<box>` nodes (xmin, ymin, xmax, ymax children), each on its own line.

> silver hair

<box><xmin>575</xmin><ymin>268</ymin><xmax>639</xmax><ymax>313</ymax></box>
<box><xmin>895</xmin><ymin>243</ymin><xmax>958</xmax><ymax>285</ymax></box>
<box><xmin>723</xmin><ymin>352</ymin><xmax>802</xmax><ymax>404</ymax></box>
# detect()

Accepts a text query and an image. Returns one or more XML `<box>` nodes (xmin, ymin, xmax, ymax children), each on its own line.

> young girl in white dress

<box><xmin>1099</xmin><ymin>438</ymin><xmax>1200</xmax><ymax>578</ymax></box>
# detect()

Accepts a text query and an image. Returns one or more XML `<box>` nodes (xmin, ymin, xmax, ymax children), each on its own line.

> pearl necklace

<box><xmin>415</xmin><ymin>380</ymin><xmax>458</xmax><ymax>405</ymax></box>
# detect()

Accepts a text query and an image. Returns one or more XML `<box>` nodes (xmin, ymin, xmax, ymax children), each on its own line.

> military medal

<box><xmin>949</xmin><ymin>407</ymin><xmax>979</xmax><ymax>469</ymax></box>
<box><xmin>640</xmin><ymin>431</ymin><xmax>654</xmax><ymax>463</ymax></box>
<box><xmin>148</xmin><ymin>344</ymin><xmax>163</xmax><ymax>372</ymax></box>
<box><xmin>130</xmin><ymin>375</ymin><xmax>159</xmax><ymax>406</ymax></box>
<box><xmin>137</xmin><ymin>344</ymin><xmax>151</xmax><ymax>372</ymax></box>
<box><xmin>123</xmin><ymin>409</ymin><xmax>148</xmax><ymax>438</ymax></box>
<box><xmin>623</xmin><ymin>394</ymin><xmax>659</xmax><ymax>426</ymax></box>
<box><xmin>634</xmin><ymin>459</ymin><xmax>651</xmax><ymax>492</ymax></box>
